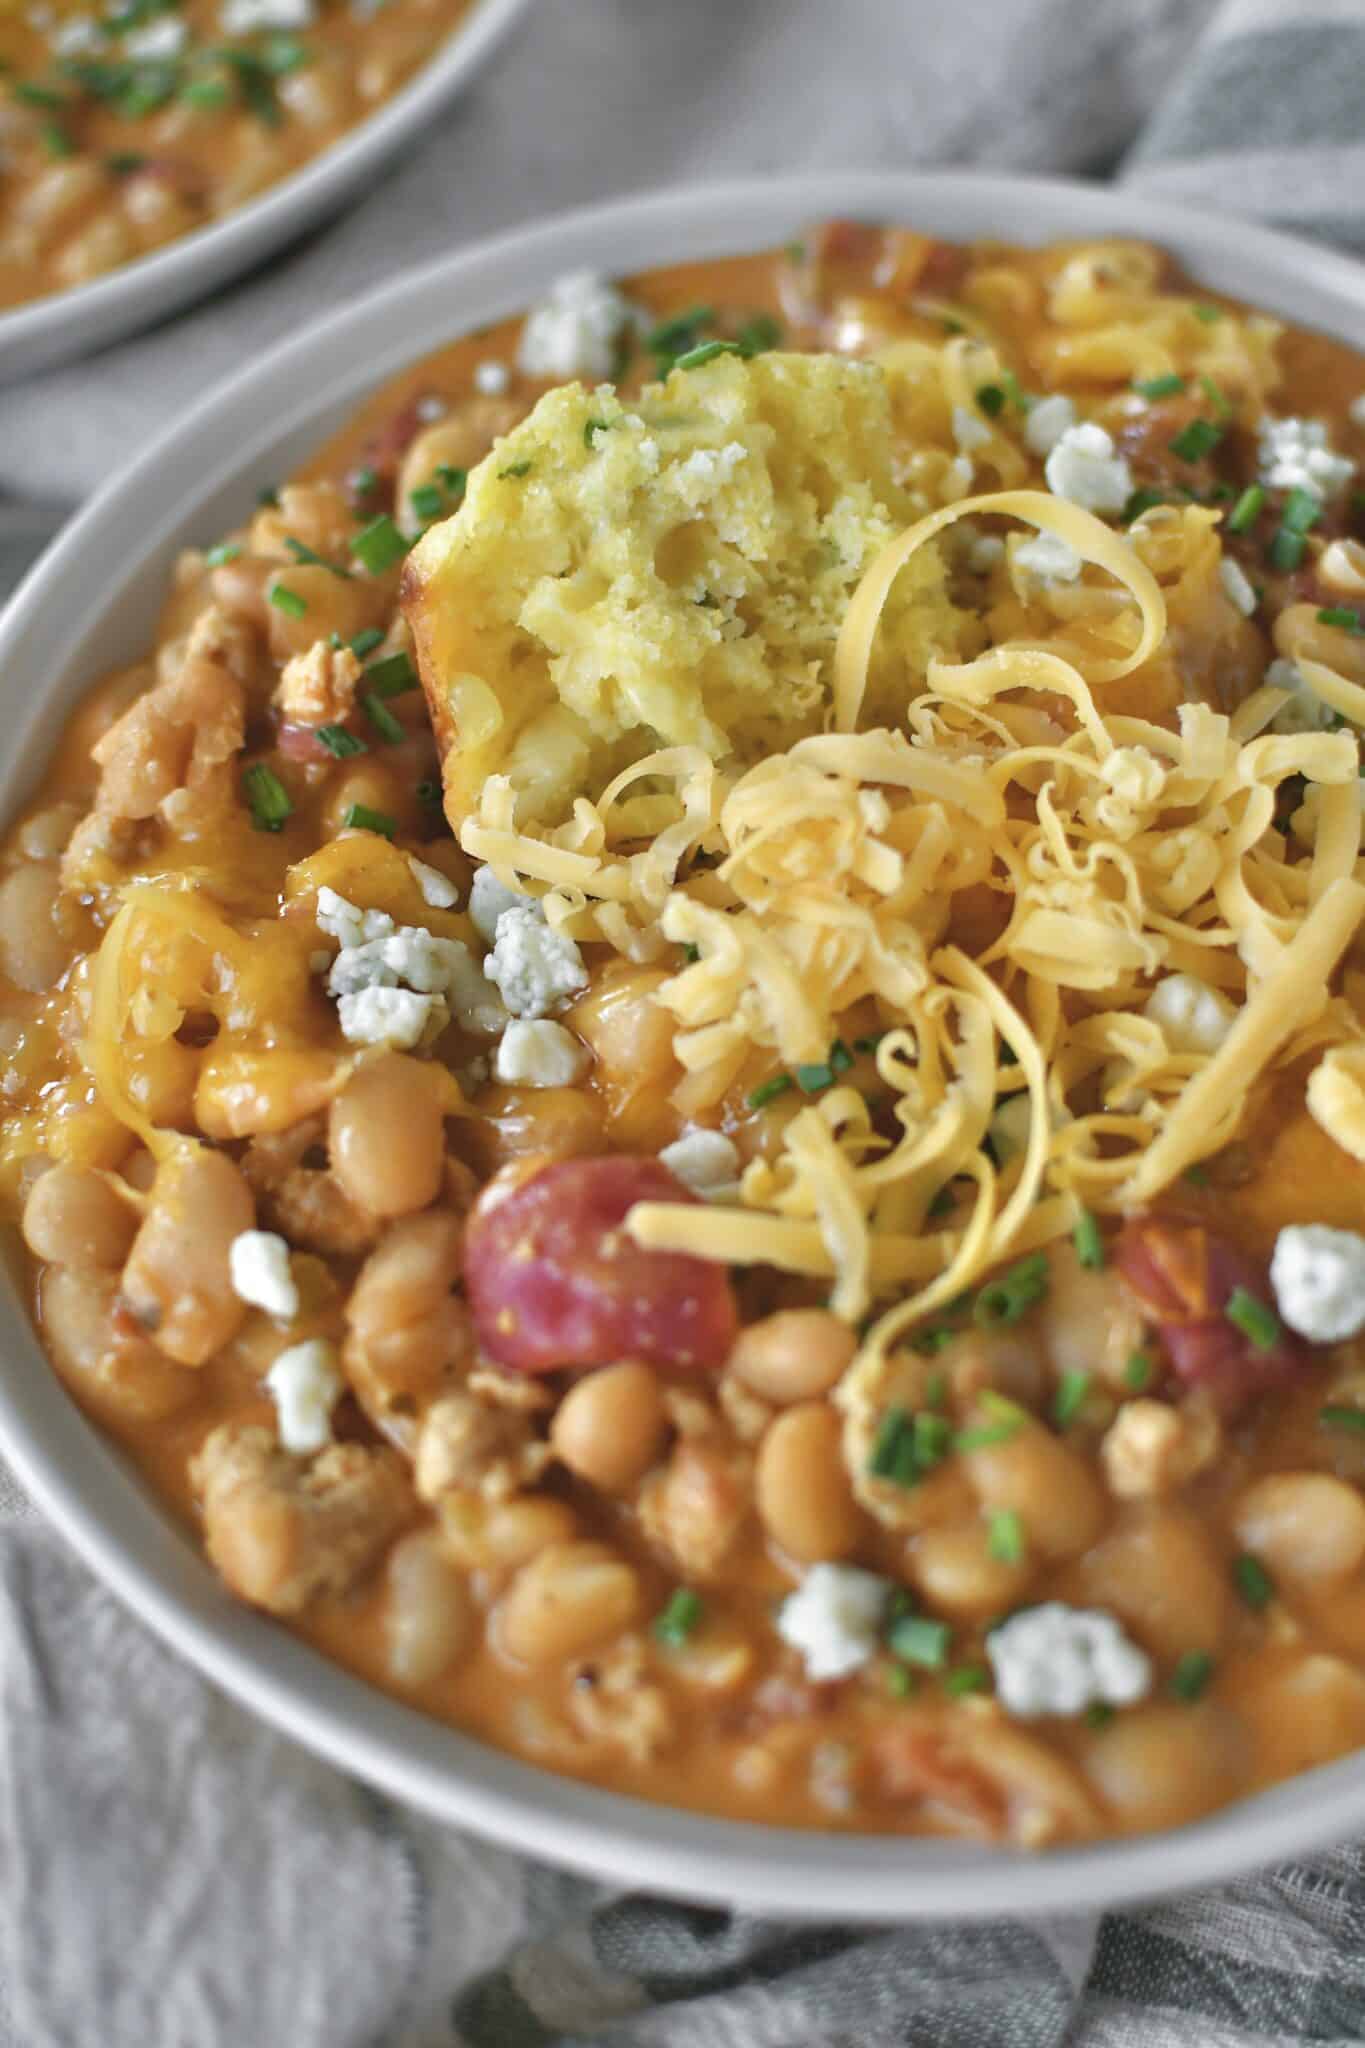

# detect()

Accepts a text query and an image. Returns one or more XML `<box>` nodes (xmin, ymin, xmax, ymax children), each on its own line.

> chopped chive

<box><xmin>913</xmin><ymin>1326</ymin><xmax>957</xmax><ymax>1356</ymax></box>
<box><xmin>1085</xmin><ymin>1702</ymin><xmax>1115</xmax><ymax>1730</ymax></box>
<box><xmin>315</xmin><ymin>725</ymin><xmax>367</xmax><ymax>758</ymax></box>
<box><xmin>972</xmin><ymin>1252</ymin><xmax>1049</xmax><ymax>1328</ymax></box>
<box><xmin>885</xmin><ymin>1662</ymin><xmax>914</xmax><ymax>1698</ymax></box>
<box><xmin>415</xmin><ymin>778</ymin><xmax>443</xmax><ymax>810</ymax></box>
<box><xmin>268</xmin><ymin>582</ymin><xmax>307</xmax><ymax>619</ymax></box>
<box><xmin>867</xmin><ymin>1407</ymin><xmax>914</xmax><ymax>1485</ymax></box>
<box><xmin>104</xmin><ymin>151</ymin><xmax>147</xmax><ymax>174</ymax></box>
<box><xmin>1282</xmin><ymin>487</ymin><xmax>1323</xmax><ymax>534</ymax></box>
<box><xmin>1053</xmin><ymin>1369</ymin><xmax>1091</xmax><ymax>1430</ymax></box>
<box><xmin>1232</xmin><ymin>1553</ymin><xmax>1274</xmax><ymax>1609</ymax></box>
<box><xmin>1123</xmin><ymin>1350</ymin><xmax>1153</xmax><ymax>1391</ymax></box>
<box><xmin>1227</xmin><ymin>484</ymin><xmax>1264</xmax><ymax>533</ymax></box>
<box><xmin>987</xmin><ymin>1509</ymin><xmax>1024</xmax><ymax>1564</ymax></box>
<box><xmin>829</xmin><ymin>1038</ymin><xmax>854</xmax><ymax>1075</ymax></box>
<box><xmin>41</xmin><ymin>118</ymin><xmax>73</xmax><ymax>157</ymax></box>
<box><xmin>1198</xmin><ymin>373</ymin><xmax>1232</xmax><ymax>419</ymax></box>
<box><xmin>363</xmin><ymin>650</ymin><xmax>417</xmax><ymax>697</ymax></box>
<box><xmin>680</xmin><ymin>942</ymin><xmax>701</xmax><ymax>964</ymax></box>
<box><xmin>349</xmin><ymin>627</ymin><xmax>385</xmax><ymax>660</ymax></box>
<box><xmin>889</xmin><ymin>1615</ymin><xmax>952</xmax><ymax>1669</ymax></box>
<box><xmin>349</xmin><ymin>465</ymin><xmax>379</xmax><ymax>502</ymax></box>
<box><xmin>350</xmin><ymin>514</ymin><xmax>408</xmax><ymax>575</ymax></box>
<box><xmin>1319</xmin><ymin>1404</ymin><xmax>1365</xmax><ymax>1435</ymax></box>
<box><xmin>257</xmin><ymin>485</ymin><xmax>280</xmax><ymax>508</ymax></box>
<box><xmin>583</xmin><ymin>417</ymin><xmax>610</xmax><ymax>447</ymax></box>
<box><xmin>497</xmin><ymin>460</ymin><xmax>533</xmax><ymax>480</ymax></box>
<box><xmin>645</xmin><ymin>303</ymin><xmax>715</xmax><ymax>359</ymax></box>
<box><xmin>261</xmin><ymin>32</ymin><xmax>308</xmax><ymax>73</ymax></box>
<box><xmin>1318</xmin><ymin>606</ymin><xmax>1363</xmax><ymax>633</ymax></box>
<box><xmin>924</xmin><ymin>1370</ymin><xmax>947</xmax><ymax>1410</ymax></box>
<box><xmin>1121</xmin><ymin>487</ymin><xmax>1165</xmax><ymax>525</ymax></box>
<box><xmin>975</xmin><ymin>383</ymin><xmax>1006</xmax><ymax>417</ymax></box>
<box><xmin>1169</xmin><ymin>418</ymin><xmax>1224</xmax><ymax>463</ymax></box>
<box><xmin>853</xmin><ymin>1032</ymin><xmax>886</xmax><ymax>1054</ymax></box>
<box><xmin>1268</xmin><ymin>527</ymin><xmax>1306</xmax><ymax>572</ymax></box>
<box><xmin>1133</xmin><ymin>373</ymin><xmax>1185</xmax><ymax>399</ymax></box>
<box><xmin>341</xmin><ymin>803</ymin><xmax>396</xmax><ymax>838</ymax></box>
<box><xmin>1192</xmin><ymin>303</ymin><xmax>1222</xmax><ymax>324</ymax></box>
<box><xmin>1224</xmin><ymin>1286</ymin><xmax>1281</xmax><ymax>1351</ymax></box>
<box><xmin>654</xmin><ymin>1587</ymin><xmax>703</xmax><ymax>1648</ymax></box>
<box><xmin>735</xmin><ymin>312</ymin><xmax>782</xmax><ymax>356</ymax></box>
<box><xmin>672</xmin><ymin>339</ymin><xmax>745</xmax><ymax>371</ymax></box>
<box><xmin>746</xmin><ymin>1073</ymin><xmax>793</xmax><ymax>1110</ymax></box>
<box><xmin>242</xmin><ymin>763</ymin><xmax>292</xmax><ymax>832</ymax></box>
<box><xmin>362</xmin><ymin>693</ymin><xmax>404</xmax><ymax>745</ymax></box>
<box><xmin>795</xmin><ymin>1060</ymin><xmax>836</xmax><ymax>1093</ymax></box>
<box><xmin>14</xmin><ymin>80</ymin><xmax>66</xmax><ymax>107</ymax></box>
<box><xmin>954</xmin><ymin>1417</ymin><xmax>1025</xmax><ymax>1453</ymax></box>
<box><xmin>944</xmin><ymin>1663</ymin><xmax>990</xmax><ymax>1697</ymax></box>
<box><xmin>204</xmin><ymin>541</ymin><xmax>241</xmax><ymax>567</ymax></box>
<box><xmin>284</xmin><ymin>534</ymin><xmax>352</xmax><ymax>579</ymax></box>
<box><xmin>435</xmin><ymin>464</ymin><xmax>467</xmax><ymax>498</ymax></box>
<box><xmin>1072</xmin><ymin>1209</ymin><xmax>1104</xmax><ymax>1270</ymax></box>
<box><xmin>913</xmin><ymin>1411</ymin><xmax>953</xmax><ymax>1469</ymax></box>
<box><xmin>408</xmin><ymin>484</ymin><xmax>444</xmax><ymax>525</ymax></box>
<box><xmin>1170</xmin><ymin>1649</ymin><xmax>1215</xmax><ymax>1701</ymax></box>
<box><xmin>181</xmin><ymin>77</ymin><xmax>230</xmax><ymax>108</ymax></box>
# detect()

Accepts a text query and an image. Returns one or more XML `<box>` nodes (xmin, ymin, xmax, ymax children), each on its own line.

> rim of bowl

<box><xmin>5</xmin><ymin>169</ymin><xmax>1365</xmax><ymax>1919</ymax></box>
<box><xmin>0</xmin><ymin>0</ymin><xmax>530</xmax><ymax>376</ymax></box>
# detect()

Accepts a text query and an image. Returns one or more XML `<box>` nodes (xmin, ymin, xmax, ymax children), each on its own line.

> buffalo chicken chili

<box><xmin>0</xmin><ymin>0</ymin><xmax>476</xmax><ymax>309</ymax></box>
<box><xmin>9</xmin><ymin>228</ymin><xmax>1365</xmax><ymax>1845</ymax></box>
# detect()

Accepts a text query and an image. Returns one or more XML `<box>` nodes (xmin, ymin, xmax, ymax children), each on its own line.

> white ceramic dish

<box><xmin>4</xmin><ymin>170</ymin><xmax>1365</xmax><ymax>1919</ymax></box>
<box><xmin>0</xmin><ymin>0</ymin><xmax>529</xmax><ymax>385</ymax></box>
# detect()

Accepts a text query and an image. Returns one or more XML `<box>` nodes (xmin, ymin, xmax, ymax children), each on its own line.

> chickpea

<box><xmin>550</xmin><ymin>1361</ymin><xmax>667</xmax><ymax>1492</ymax></box>
<box><xmin>495</xmin><ymin>1540</ymin><xmax>641</xmax><ymax>1666</ymax></box>
<box><xmin>384</xmin><ymin>1529</ymin><xmax>474</xmax><ymax>1688</ymax></box>
<box><xmin>329</xmin><ymin>1054</ymin><xmax>446</xmax><ymax>1219</ymax></box>
<box><xmin>1233</xmin><ymin>1473</ymin><xmax>1365</xmax><ymax>1582</ymax></box>
<box><xmin>1239</xmin><ymin>1652</ymin><xmax>1365</xmax><ymax>1782</ymax></box>
<box><xmin>755</xmin><ymin>1403</ymin><xmax>862</xmax><ymax>1564</ymax></box>
<box><xmin>566</xmin><ymin>966</ymin><xmax>680</xmax><ymax>1147</ymax></box>
<box><xmin>728</xmin><ymin>1310</ymin><xmax>856</xmax><ymax>1404</ymax></box>
<box><xmin>120</xmin><ymin>1146</ymin><xmax>254</xmax><ymax>1365</ymax></box>
<box><xmin>323</xmin><ymin>761</ymin><xmax>413</xmax><ymax>842</ymax></box>
<box><xmin>439</xmin><ymin>1493</ymin><xmax>579</xmax><ymax>1578</ymax></box>
<box><xmin>463</xmin><ymin>1085</ymin><xmax>606</xmax><ymax>1173</ymax></box>
<box><xmin>22</xmin><ymin>1164</ymin><xmax>137</xmax><ymax>1270</ymax></box>
<box><xmin>906</xmin><ymin>1517</ymin><xmax>1035</xmax><ymax>1620</ymax></box>
<box><xmin>264</xmin><ymin>565</ymin><xmax>384</xmax><ymax>663</ymax></box>
<box><xmin>0</xmin><ymin>863</ymin><xmax>72</xmax><ymax>992</ymax></box>
<box><xmin>40</xmin><ymin>1267</ymin><xmax>195</xmax><ymax>1423</ymax></box>
<box><xmin>960</xmin><ymin>1421</ymin><xmax>1107</xmax><ymax>1561</ymax></box>
<box><xmin>1074</xmin><ymin>1506</ymin><xmax>1229</xmax><ymax>1660</ymax></box>
<box><xmin>1081</xmin><ymin>1702</ymin><xmax>1247</xmax><ymax>1833</ymax></box>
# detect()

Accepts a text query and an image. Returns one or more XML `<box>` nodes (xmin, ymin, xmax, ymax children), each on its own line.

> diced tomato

<box><xmin>464</xmin><ymin>1155</ymin><xmax>738</xmax><ymax>1375</ymax></box>
<box><xmin>1115</xmin><ymin>1217</ymin><xmax>1307</xmax><ymax>1413</ymax></box>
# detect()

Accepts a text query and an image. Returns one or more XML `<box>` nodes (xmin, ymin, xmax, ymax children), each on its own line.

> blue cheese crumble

<box><xmin>986</xmin><ymin>1602</ymin><xmax>1151</xmax><ymax>1718</ymax></box>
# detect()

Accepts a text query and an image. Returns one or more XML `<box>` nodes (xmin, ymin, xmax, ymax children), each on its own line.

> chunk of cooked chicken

<box><xmin>192</xmin><ymin>1422</ymin><xmax>412</xmax><ymax>1615</ymax></box>
<box><xmin>273</xmin><ymin>639</ymin><xmax>362</xmax><ymax>727</ymax></box>
<box><xmin>413</xmin><ymin>1390</ymin><xmax>550</xmax><ymax>1504</ymax></box>
<box><xmin>1100</xmin><ymin>1397</ymin><xmax>1222</xmax><ymax>1500</ymax></box>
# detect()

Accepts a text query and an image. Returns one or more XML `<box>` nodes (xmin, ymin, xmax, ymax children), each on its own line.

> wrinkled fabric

<box><xmin>5</xmin><ymin>1</ymin><xmax>1365</xmax><ymax>2042</ymax></box>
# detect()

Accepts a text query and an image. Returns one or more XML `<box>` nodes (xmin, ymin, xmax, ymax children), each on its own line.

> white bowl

<box><xmin>0</xmin><ymin>0</ymin><xmax>529</xmax><ymax>384</ymax></box>
<box><xmin>4</xmin><ymin>170</ymin><xmax>1365</xmax><ymax>1919</ymax></box>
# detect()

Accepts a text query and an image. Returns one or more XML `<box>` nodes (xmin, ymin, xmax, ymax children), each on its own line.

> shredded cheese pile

<box><xmin>461</xmin><ymin>490</ymin><xmax>1365</xmax><ymax>1364</ymax></box>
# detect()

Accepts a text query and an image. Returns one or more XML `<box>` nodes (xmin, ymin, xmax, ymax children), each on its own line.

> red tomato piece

<box><xmin>464</xmin><ymin>1156</ymin><xmax>738</xmax><ymax>1375</ymax></box>
<box><xmin>1115</xmin><ymin>1217</ymin><xmax>1307</xmax><ymax>1413</ymax></box>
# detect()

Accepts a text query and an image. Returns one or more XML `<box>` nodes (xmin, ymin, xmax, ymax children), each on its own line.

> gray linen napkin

<box><xmin>5</xmin><ymin>2</ymin><xmax>1365</xmax><ymax>2043</ymax></box>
